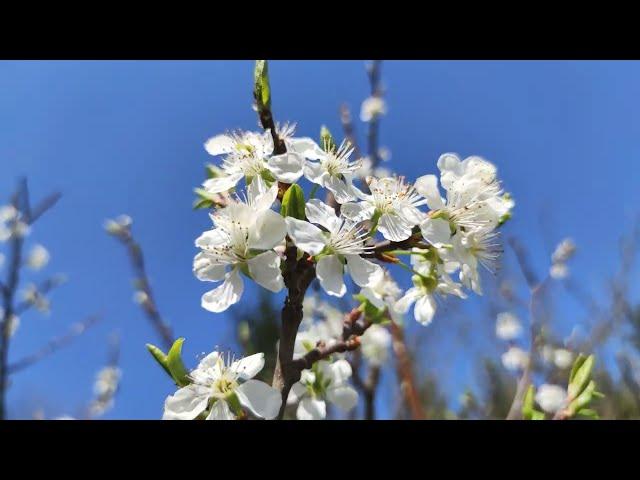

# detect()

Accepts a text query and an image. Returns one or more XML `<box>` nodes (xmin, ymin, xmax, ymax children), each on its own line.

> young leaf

<box><xmin>146</xmin><ymin>343</ymin><xmax>173</xmax><ymax>380</ymax></box>
<box><xmin>254</xmin><ymin>60</ymin><xmax>271</xmax><ymax>111</ymax></box>
<box><xmin>569</xmin><ymin>353</ymin><xmax>587</xmax><ymax>383</ymax></box>
<box><xmin>167</xmin><ymin>338</ymin><xmax>191</xmax><ymax>387</ymax></box>
<box><xmin>522</xmin><ymin>384</ymin><xmax>536</xmax><ymax>420</ymax></box>
<box><xmin>568</xmin><ymin>354</ymin><xmax>595</xmax><ymax>399</ymax></box>
<box><xmin>280</xmin><ymin>184</ymin><xmax>305</xmax><ymax>220</ymax></box>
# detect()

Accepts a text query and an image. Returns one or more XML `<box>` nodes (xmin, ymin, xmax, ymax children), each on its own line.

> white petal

<box><xmin>163</xmin><ymin>384</ymin><xmax>210</xmax><ymax>420</ymax></box>
<box><xmin>249</xmin><ymin>209</ymin><xmax>287</xmax><ymax>250</ymax></box>
<box><xmin>322</xmin><ymin>358</ymin><xmax>352</xmax><ymax>385</ymax></box>
<box><xmin>195</xmin><ymin>228</ymin><xmax>229</xmax><ymax>248</ymax></box>
<box><xmin>206</xmin><ymin>399</ymin><xmax>235</xmax><ymax>420</ymax></box>
<box><xmin>204</xmin><ymin>134</ymin><xmax>236</xmax><ymax>156</ymax></box>
<box><xmin>303</xmin><ymin>161</ymin><xmax>326</xmax><ymax>184</ymax></box>
<box><xmin>420</xmin><ymin>218</ymin><xmax>451</xmax><ymax>247</ymax></box>
<box><xmin>287</xmin><ymin>382</ymin><xmax>308</xmax><ymax>405</ymax></box>
<box><xmin>395</xmin><ymin>287</ymin><xmax>421</xmax><ymax>313</ymax></box>
<box><xmin>196</xmin><ymin>351</ymin><xmax>223</xmax><ymax>376</ymax></box>
<box><xmin>201</xmin><ymin>268</ymin><xmax>244</xmax><ymax>313</ymax></box>
<box><xmin>297</xmin><ymin>397</ymin><xmax>326</xmax><ymax>420</ymax></box>
<box><xmin>287</xmin><ymin>137</ymin><xmax>325</xmax><ymax>160</ymax></box>
<box><xmin>284</xmin><ymin>217</ymin><xmax>327</xmax><ymax>255</ymax></box>
<box><xmin>230</xmin><ymin>352</ymin><xmax>265</xmax><ymax>380</ymax></box>
<box><xmin>437</xmin><ymin>153</ymin><xmax>463</xmax><ymax>190</ymax></box>
<box><xmin>235</xmin><ymin>379</ymin><xmax>282</xmax><ymax>420</ymax></box>
<box><xmin>247</xmin><ymin>175</ymin><xmax>277</xmax><ymax>212</ymax></box>
<box><xmin>316</xmin><ymin>254</ymin><xmax>346</xmax><ymax>297</ymax></box>
<box><xmin>339</xmin><ymin>201</ymin><xmax>375</xmax><ymax>223</ymax></box>
<box><xmin>378</xmin><ymin>213</ymin><xmax>413</xmax><ymax>242</ymax></box>
<box><xmin>202</xmin><ymin>172</ymin><xmax>243</xmax><ymax>193</ymax></box>
<box><xmin>360</xmin><ymin>286</ymin><xmax>386</xmax><ymax>309</ymax></box>
<box><xmin>324</xmin><ymin>175</ymin><xmax>357</xmax><ymax>203</ymax></box>
<box><xmin>193</xmin><ymin>253</ymin><xmax>227</xmax><ymax>282</ymax></box>
<box><xmin>345</xmin><ymin>254</ymin><xmax>383</xmax><ymax>288</ymax></box>
<box><xmin>267</xmin><ymin>152</ymin><xmax>304</xmax><ymax>183</ymax></box>
<box><xmin>414</xmin><ymin>174</ymin><xmax>445</xmax><ymax>210</ymax></box>
<box><xmin>414</xmin><ymin>294</ymin><xmax>436</xmax><ymax>325</ymax></box>
<box><xmin>247</xmin><ymin>251</ymin><xmax>284</xmax><ymax>292</ymax></box>
<box><xmin>327</xmin><ymin>385</ymin><xmax>358</xmax><ymax>412</ymax></box>
<box><xmin>305</xmin><ymin>198</ymin><xmax>341</xmax><ymax>232</ymax></box>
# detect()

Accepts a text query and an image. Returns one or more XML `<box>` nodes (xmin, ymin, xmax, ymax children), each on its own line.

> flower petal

<box><xmin>204</xmin><ymin>134</ymin><xmax>236</xmax><ymax>156</ymax></box>
<box><xmin>287</xmin><ymin>382</ymin><xmax>308</xmax><ymax>405</ymax></box>
<box><xmin>235</xmin><ymin>379</ymin><xmax>282</xmax><ymax>420</ymax></box>
<box><xmin>249</xmin><ymin>209</ymin><xmax>287</xmax><ymax>250</ymax></box>
<box><xmin>193</xmin><ymin>253</ymin><xmax>227</xmax><ymax>282</ymax></box>
<box><xmin>414</xmin><ymin>174</ymin><xmax>445</xmax><ymax>210</ymax></box>
<box><xmin>163</xmin><ymin>384</ymin><xmax>210</xmax><ymax>420</ymax></box>
<box><xmin>395</xmin><ymin>287</ymin><xmax>421</xmax><ymax>313</ymax></box>
<box><xmin>414</xmin><ymin>293</ymin><xmax>436</xmax><ymax>325</ymax></box>
<box><xmin>247</xmin><ymin>251</ymin><xmax>284</xmax><ymax>293</ymax></box>
<box><xmin>284</xmin><ymin>217</ymin><xmax>327</xmax><ymax>255</ymax></box>
<box><xmin>340</xmin><ymin>201</ymin><xmax>375</xmax><ymax>223</ymax></box>
<box><xmin>316</xmin><ymin>254</ymin><xmax>346</xmax><ymax>297</ymax></box>
<box><xmin>201</xmin><ymin>268</ymin><xmax>244</xmax><ymax>313</ymax></box>
<box><xmin>206</xmin><ymin>399</ymin><xmax>235</xmax><ymax>420</ymax></box>
<box><xmin>378</xmin><ymin>213</ymin><xmax>413</xmax><ymax>242</ymax></box>
<box><xmin>345</xmin><ymin>254</ymin><xmax>383</xmax><ymax>288</ymax></box>
<box><xmin>305</xmin><ymin>199</ymin><xmax>341</xmax><ymax>233</ymax></box>
<box><xmin>420</xmin><ymin>218</ymin><xmax>451</xmax><ymax>247</ymax></box>
<box><xmin>230</xmin><ymin>352</ymin><xmax>265</xmax><ymax>380</ymax></box>
<box><xmin>288</xmin><ymin>137</ymin><xmax>325</xmax><ymax>160</ymax></box>
<box><xmin>247</xmin><ymin>175</ymin><xmax>277</xmax><ymax>212</ymax></box>
<box><xmin>321</xmin><ymin>358</ymin><xmax>352</xmax><ymax>385</ymax></box>
<box><xmin>324</xmin><ymin>175</ymin><xmax>357</xmax><ymax>203</ymax></box>
<box><xmin>297</xmin><ymin>397</ymin><xmax>326</xmax><ymax>420</ymax></box>
<box><xmin>202</xmin><ymin>172</ymin><xmax>244</xmax><ymax>193</ymax></box>
<box><xmin>327</xmin><ymin>385</ymin><xmax>358</xmax><ymax>412</ymax></box>
<box><xmin>267</xmin><ymin>152</ymin><xmax>304</xmax><ymax>183</ymax></box>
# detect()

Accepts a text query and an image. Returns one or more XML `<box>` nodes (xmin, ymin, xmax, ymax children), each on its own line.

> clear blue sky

<box><xmin>0</xmin><ymin>60</ymin><xmax>638</xmax><ymax>419</ymax></box>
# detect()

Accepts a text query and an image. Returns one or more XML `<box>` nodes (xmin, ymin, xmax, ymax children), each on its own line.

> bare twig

<box><xmin>108</xmin><ymin>227</ymin><xmax>173</xmax><ymax>350</ymax></box>
<box><xmin>390</xmin><ymin>319</ymin><xmax>426</xmax><ymax>419</ymax></box>
<box><xmin>366</xmin><ymin>60</ymin><xmax>384</xmax><ymax>168</ymax></box>
<box><xmin>7</xmin><ymin>315</ymin><xmax>101</xmax><ymax>374</ymax></box>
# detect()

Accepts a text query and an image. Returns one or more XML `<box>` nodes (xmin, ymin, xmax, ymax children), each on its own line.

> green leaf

<box><xmin>254</xmin><ymin>60</ymin><xmax>271</xmax><ymax>111</ymax></box>
<box><xmin>522</xmin><ymin>384</ymin><xmax>536</xmax><ymax>420</ymax></box>
<box><xmin>568</xmin><ymin>354</ymin><xmax>595</xmax><ymax>399</ymax></box>
<box><xmin>568</xmin><ymin>380</ymin><xmax>596</xmax><ymax>415</ymax></box>
<box><xmin>531</xmin><ymin>410</ymin><xmax>546</xmax><ymax>420</ymax></box>
<box><xmin>146</xmin><ymin>343</ymin><xmax>173</xmax><ymax>380</ymax></box>
<box><xmin>166</xmin><ymin>338</ymin><xmax>191</xmax><ymax>387</ymax></box>
<box><xmin>569</xmin><ymin>353</ymin><xmax>588</xmax><ymax>383</ymax></box>
<box><xmin>320</xmin><ymin>125</ymin><xmax>337</xmax><ymax>153</ymax></box>
<box><xmin>576</xmin><ymin>408</ymin><xmax>599</xmax><ymax>419</ymax></box>
<box><xmin>280</xmin><ymin>184</ymin><xmax>306</xmax><ymax>220</ymax></box>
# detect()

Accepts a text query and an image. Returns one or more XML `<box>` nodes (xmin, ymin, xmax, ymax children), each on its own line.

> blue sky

<box><xmin>0</xmin><ymin>60</ymin><xmax>638</xmax><ymax>419</ymax></box>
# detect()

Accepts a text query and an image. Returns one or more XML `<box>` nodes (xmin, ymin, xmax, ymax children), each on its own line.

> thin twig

<box><xmin>7</xmin><ymin>315</ymin><xmax>101</xmax><ymax>374</ymax></box>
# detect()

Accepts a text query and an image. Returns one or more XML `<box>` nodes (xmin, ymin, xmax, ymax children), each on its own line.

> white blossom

<box><xmin>495</xmin><ymin>312</ymin><xmax>522</xmax><ymax>341</ymax></box>
<box><xmin>194</xmin><ymin>177</ymin><xmax>286</xmax><ymax>313</ymax></box>
<box><xmin>360</xmin><ymin>96</ymin><xmax>387</xmax><ymax>122</ymax></box>
<box><xmin>103</xmin><ymin>215</ymin><xmax>132</xmax><ymax>235</ymax></box>
<box><xmin>549</xmin><ymin>238</ymin><xmax>576</xmax><ymax>279</ymax></box>
<box><xmin>358</xmin><ymin>270</ymin><xmax>404</xmax><ymax>322</ymax></box>
<box><xmin>0</xmin><ymin>205</ymin><xmax>30</xmax><ymax>242</ymax></box>
<box><xmin>341</xmin><ymin>176</ymin><xmax>427</xmax><ymax>242</ymax></box>
<box><xmin>395</xmin><ymin>250</ymin><xmax>466</xmax><ymax>326</ymax></box>
<box><xmin>287</xmin><ymin>359</ymin><xmax>358</xmax><ymax>420</ymax></box>
<box><xmin>0</xmin><ymin>310</ymin><xmax>20</xmax><ymax>338</ymax></box>
<box><xmin>360</xmin><ymin>324</ymin><xmax>392</xmax><ymax>366</ymax></box>
<box><xmin>535</xmin><ymin>384</ymin><xmax>567</xmax><ymax>414</ymax></box>
<box><xmin>163</xmin><ymin>351</ymin><xmax>281</xmax><ymax>420</ymax></box>
<box><xmin>303</xmin><ymin>140</ymin><xmax>361</xmax><ymax>203</ymax></box>
<box><xmin>553</xmin><ymin>348</ymin><xmax>574</xmax><ymax>369</ymax></box>
<box><xmin>25</xmin><ymin>244</ymin><xmax>50</xmax><ymax>271</ymax></box>
<box><xmin>501</xmin><ymin>346</ymin><xmax>529</xmax><ymax>371</ymax></box>
<box><xmin>285</xmin><ymin>199</ymin><xmax>383</xmax><ymax>297</ymax></box>
<box><xmin>21</xmin><ymin>284</ymin><xmax>50</xmax><ymax>313</ymax></box>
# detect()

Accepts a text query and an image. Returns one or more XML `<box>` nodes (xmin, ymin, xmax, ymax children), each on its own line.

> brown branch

<box><xmin>7</xmin><ymin>315</ymin><xmax>101</xmax><ymax>374</ymax></box>
<box><xmin>390</xmin><ymin>320</ymin><xmax>426</xmax><ymax>419</ymax></box>
<box><xmin>109</xmin><ymin>227</ymin><xmax>174</xmax><ymax>350</ymax></box>
<box><xmin>366</xmin><ymin>60</ymin><xmax>383</xmax><ymax>168</ymax></box>
<box><xmin>339</xmin><ymin>104</ymin><xmax>363</xmax><ymax>161</ymax></box>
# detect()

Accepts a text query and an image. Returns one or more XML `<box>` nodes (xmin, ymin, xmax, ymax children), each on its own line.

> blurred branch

<box><xmin>7</xmin><ymin>315</ymin><xmax>101</xmax><ymax>375</ymax></box>
<box><xmin>390</xmin><ymin>320</ymin><xmax>426</xmax><ymax>419</ymax></box>
<box><xmin>366</xmin><ymin>60</ymin><xmax>383</xmax><ymax>168</ymax></box>
<box><xmin>108</xmin><ymin>225</ymin><xmax>174</xmax><ymax>350</ymax></box>
<box><xmin>0</xmin><ymin>179</ymin><xmax>61</xmax><ymax>420</ymax></box>
<box><xmin>339</xmin><ymin>104</ymin><xmax>363</xmax><ymax>160</ymax></box>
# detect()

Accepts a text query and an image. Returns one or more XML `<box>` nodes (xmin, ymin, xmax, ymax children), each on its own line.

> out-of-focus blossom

<box><xmin>25</xmin><ymin>244</ymin><xmax>49</xmax><ymax>270</ymax></box>
<box><xmin>535</xmin><ymin>384</ymin><xmax>567</xmax><ymax>414</ymax></box>
<box><xmin>360</xmin><ymin>324</ymin><xmax>392</xmax><ymax>366</ymax></box>
<box><xmin>103</xmin><ymin>215</ymin><xmax>133</xmax><ymax>236</ymax></box>
<box><xmin>360</xmin><ymin>96</ymin><xmax>387</xmax><ymax>122</ymax></box>
<box><xmin>501</xmin><ymin>346</ymin><xmax>529</xmax><ymax>371</ymax></box>
<box><xmin>549</xmin><ymin>238</ymin><xmax>576</xmax><ymax>279</ymax></box>
<box><xmin>21</xmin><ymin>284</ymin><xmax>50</xmax><ymax>314</ymax></box>
<box><xmin>553</xmin><ymin>348</ymin><xmax>574</xmax><ymax>369</ymax></box>
<box><xmin>495</xmin><ymin>312</ymin><xmax>522</xmax><ymax>341</ymax></box>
